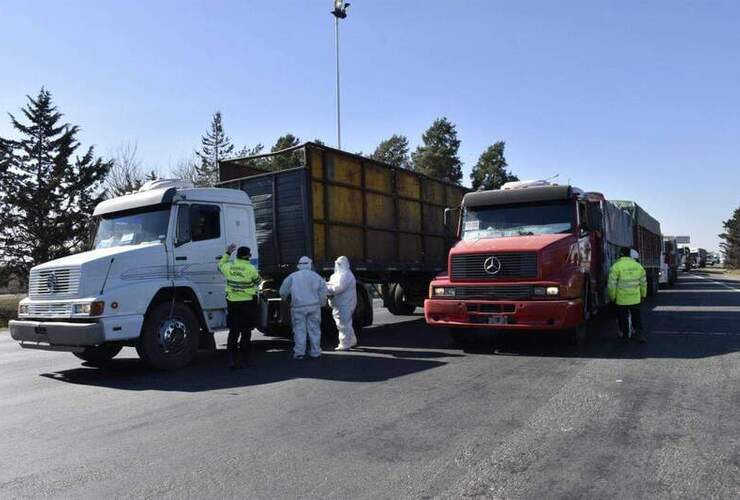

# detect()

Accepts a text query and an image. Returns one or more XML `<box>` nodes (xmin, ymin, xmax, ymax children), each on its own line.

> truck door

<box><xmin>174</xmin><ymin>203</ymin><xmax>226</xmax><ymax>311</ymax></box>
<box><xmin>223</xmin><ymin>205</ymin><xmax>255</xmax><ymax>263</ymax></box>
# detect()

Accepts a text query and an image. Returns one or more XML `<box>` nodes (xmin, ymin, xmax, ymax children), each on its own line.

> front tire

<box><xmin>73</xmin><ymin>344</ymin><xmax>123</xmax><ymax>366</ymax></box>
<box><xmin>386</xmin><ymin>283</ymin><xmax>416</xmax><ymax>315</ymax></box>
<box><xmin>566</xmin><ymin>284</ymin><xmax>591</xmax><ymax>346</ymax></box>
<box><xmin>137</xmin><ymin>302</ymin><xmax>200</xmax><ymax>370</ymax></box>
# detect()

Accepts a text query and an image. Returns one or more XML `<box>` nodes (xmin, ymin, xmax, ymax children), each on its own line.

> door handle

<box><xmin>176</xmin><ymin>256</ymin><xmax>187</xmax><ymax>261</ymax></box>
<box><xmin>215</xmin><ymin>255</ymin><xmax>222</xmax><ymax>260</ymax></box>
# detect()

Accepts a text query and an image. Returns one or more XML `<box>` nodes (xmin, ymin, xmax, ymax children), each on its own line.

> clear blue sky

<box><xmin>1</xmin><ymin>0</ymin><xmax>738</xmax><ymax>251</ymax></box>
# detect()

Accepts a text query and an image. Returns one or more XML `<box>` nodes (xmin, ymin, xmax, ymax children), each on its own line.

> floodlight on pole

<box><xmin>331</xmin><ymin>1</ymin><xmax>349</xmax><ymax>149</ymax></box>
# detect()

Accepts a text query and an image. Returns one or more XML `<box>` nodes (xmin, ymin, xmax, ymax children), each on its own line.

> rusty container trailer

<box><xmin>218</xmin><ymin>142</ymin><xmax>467</xmax><ymax>320</ymax></box>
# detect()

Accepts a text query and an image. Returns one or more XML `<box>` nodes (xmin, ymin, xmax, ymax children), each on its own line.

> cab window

<box><xmin>190</xmin><ymin>204</ymin><xmax>221</xmax><ymax>242</ymax></box>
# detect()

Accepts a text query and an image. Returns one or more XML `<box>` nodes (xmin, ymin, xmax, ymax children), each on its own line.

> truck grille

<box><xmin>454</xmin><ymin>285</ymin><xmax>532</xmax><ymax>300</ymax></box>
<box><xmin>450</xmin><ymin>252</ymin><xmax>538</xmax><ymax>280</ymax></box>
<box><xmin>28</xmin><ymin>267</ymin><xmax>81</xmax><ymax>299</ymax></box>
<box><xmin>26</xmin><ymin>302</ymin><xmax>74</xmax><ymax>317</ymax></box>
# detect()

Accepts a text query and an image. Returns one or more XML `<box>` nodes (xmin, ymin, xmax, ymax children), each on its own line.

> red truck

<box><xmin>424</xmin><ymin>181</ymin><xmax>642</xmax><ymax>344</ymax></box>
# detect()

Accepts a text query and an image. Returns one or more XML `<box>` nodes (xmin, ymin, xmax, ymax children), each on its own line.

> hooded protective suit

<box><xmin>279</xmin><ymin>256</ymin><xmax>327</xmax><ymax>358</ymax></box>
<box><xmin>327</xmin><ymin>256</ymin><xmax>358</xmax><ymax>350</ymax></box>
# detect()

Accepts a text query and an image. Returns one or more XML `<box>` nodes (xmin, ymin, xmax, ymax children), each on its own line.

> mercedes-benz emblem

<box><xmin>483</xmin><ymin>256</ymin><xmax>502</xmax><ymax>275</ymax></box>
<box><xmin>46</xmin><ymin>272</ymin><xmax>58</xmax><ymax>293</ymax></box>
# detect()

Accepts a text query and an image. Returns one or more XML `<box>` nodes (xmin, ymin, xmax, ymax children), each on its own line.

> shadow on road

<box><xmin>40</xmin><ymin>319</ymin><xmax>449</xmax><ymax>393</ymax></box>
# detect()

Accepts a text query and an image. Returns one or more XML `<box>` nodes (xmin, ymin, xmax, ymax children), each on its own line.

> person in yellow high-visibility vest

<box><xmin>218</xmin><ymin>244</ymin><xmax>261</xmax><ymax>369</ymax></box>
<box><xmin>608</xmin><ymin>247</ymin><xmax>648</xmax><ymax>343</ymax></box>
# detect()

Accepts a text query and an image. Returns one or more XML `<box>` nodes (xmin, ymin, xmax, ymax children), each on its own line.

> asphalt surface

<box><xmin>1</xmin><ymin>271</ymin><xmax>738</xmax><ymax>499</ymax></box>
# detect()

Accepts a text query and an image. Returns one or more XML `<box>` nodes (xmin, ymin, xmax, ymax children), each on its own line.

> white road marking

<box><xmin>651</xmin><ymin>330</ymin><xmax>740</xmax><ymax>337</ymax></box>
<box><xmin>652</xmin><ymin>306</ymin><xmax>740</xmax><ymax>312</ymax></box>
<box><xmin>687</xmin><ymin>273</ymin><xmax>740</xmax><ymax>292</ymax></box>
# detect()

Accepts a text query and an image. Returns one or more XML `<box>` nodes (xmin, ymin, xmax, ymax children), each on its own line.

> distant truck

<box><xmin>660</xmin><ymin>236</ymin><xmax>679</xmax><ymax>286</ymax></box>
<box><xmin>424</xmin><ymin>181</ymin><xmax>655</xmax><ymax>345</ymax></box>
<box><xmin>678</xmin><ymin>244</ymin><xmax>691</xmax><ymax>271</ymax></box>
<box><xmin>690</xmin><ymin>247</ymin><xmax>708</xmax><ymax>268</ymax></box>
<box><xmin>10</xmin><ymin>144</ymin><xmax>466</xmax><ymax>369</ymax></box>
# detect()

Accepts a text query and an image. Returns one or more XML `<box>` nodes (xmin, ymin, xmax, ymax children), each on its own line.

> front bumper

<box><xmin>424</xmin><ymin>298</ymin><xmax>584</xmax><ymax>330</ymax></box>
<box><xmin>9</xmin><ymin>313</ymin><xmax>143</xmax><ymax>351</ymax></box>
<box><xmin>10</xmin><ymin>320</ymin><xmax>105</xmax><ymax>352</ymax></box>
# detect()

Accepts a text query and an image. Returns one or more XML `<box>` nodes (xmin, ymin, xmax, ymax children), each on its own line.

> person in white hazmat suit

<box><xmin>279</xmin><ymin>256</ymin><xmax>328</xmax><ymax>359</ymax></box>
<box><xmin>327</xmin><ymin>256</ymin><xmax>358</xmax><ymax>351</ymax></box>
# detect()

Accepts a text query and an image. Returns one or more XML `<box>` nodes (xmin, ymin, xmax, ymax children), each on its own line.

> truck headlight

<box><xmin>546</xmin><ymin>286</ymin><xmax>559</xmax><ymax>296</ymax></box>
<box><xmin>74</xmin><ymin>301</ymin><xmax>105</xmax><ymax>316</ymax></box>
<box><xmin>432</xmin><ymin>287</ymin><xmax>455</xmax><ymax>297</ymax></box>
<box><xmin>18</xmin><ymin>304</ymin><xmax>29</xmax><ymax>315</ymax></box>
<box><xmin>534</xmin><ymin>286</ymin><xmax>559</xmax><ymax>296</ymax></box>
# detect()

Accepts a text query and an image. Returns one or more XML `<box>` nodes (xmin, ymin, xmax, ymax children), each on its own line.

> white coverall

<box><xmin>279</xmin><ymin>256</ymin><xmax>328</xmax><ymax>358</ymax></box>
<box><xmin>327</xmin><ymin>256</ymin><xmax>358</xmax><ymax>350</ymax></box>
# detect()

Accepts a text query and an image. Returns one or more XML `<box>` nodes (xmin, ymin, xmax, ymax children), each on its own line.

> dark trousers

<box><xmin>617</xmin><ymin>304</ymin><xmax>643</xmax><ymax>337</ymax></box>
<box><xmin>227</xmin><ymin>299</ymin><xmax>256</xmax><ymax>355</ymax></box>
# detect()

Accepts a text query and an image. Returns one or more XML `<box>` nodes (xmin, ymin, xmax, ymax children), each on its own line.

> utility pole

<box><xmin>331</xmin><ymin>1</ymin><xmax>349</xmax><ymax>150</ymax></box>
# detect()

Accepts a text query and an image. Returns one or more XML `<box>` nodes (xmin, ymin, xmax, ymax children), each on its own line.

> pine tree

<box><xmin>411</xmin><ymin>117</ymin><xmax>463</xmax><ymax>184</ymax></box>
<box><xmin>0</xmin><ymin>89</ymin><xmax>111</xmax><ymax>285</ymax></box>
<box><xmin>270</xmin><ymin>133</ymin><xmax>302</xmax><ymax>171</ymax></box>
<box><xmin>371</xmin><ymin>134</ymin><xmax>411</xmax><ymax>169</ymax></box>
<box><xmin>235</xmin><ymin>143</ymin><xmax>269</xmax><ymax>171</ymax></box>
<box><xmin>719</xmin><ymin>207</ymin><xmax>740</xmax><ymax>269</ymax></box>
<box><xmin>470</xmin><ymin>141</ymin><xmax>518</xmax><ymax>191</ymax></box>
<box><xmin>195</xmin><ymin>111</ymin><xmax>234</xmax><ymax>185</ymax></box>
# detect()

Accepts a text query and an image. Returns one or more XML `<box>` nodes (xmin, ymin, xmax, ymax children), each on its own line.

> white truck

<box><xmin>10</xmin><ymin>180</ymin><xmax>258</xmax><ymax>370</ymax></box>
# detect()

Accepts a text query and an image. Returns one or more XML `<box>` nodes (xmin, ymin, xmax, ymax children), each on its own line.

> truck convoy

<box><xmin>10</xmin><ymin>143</ymin><xmax>465</xmax><ymax>369</ymax></box>
<box><xmin>423</xmin><ymin>181</ymin><xmax>661</xmax><ymax>344</ymax></box>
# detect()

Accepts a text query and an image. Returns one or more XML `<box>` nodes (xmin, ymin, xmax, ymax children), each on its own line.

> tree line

<box><xmin>0</xmin><ymin>88</ymin><xmax>518</xmax><ymax>285</ymax></box>
<box><xmin>720</xmin><ymin>207</ymin><xmax>740</xmax><ymax>269</ymax></box>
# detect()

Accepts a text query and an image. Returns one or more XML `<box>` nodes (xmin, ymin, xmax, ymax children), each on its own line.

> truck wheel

<box><xmin>353</xmin><ymin>283</ymin><xmax>373</xmax><ymax>335</ymax></box>
<box><xmin>387</xmin><ymin>283</ymin><xmax>416</xmax><ymax>316</ymax></box>
<box><xmin>73</xmin><ymin>344</ymin><xmax>123</xmax><ymax>366</ymax></box>
<box><xmin>137</xmin><ymin>302</ymin><xmax>200</xmax><ymax>370</ymax></box>
<box><xmin>566</xmin><ymin>286</ymin><xmax>591</xmax><ymax>346</ymax></box>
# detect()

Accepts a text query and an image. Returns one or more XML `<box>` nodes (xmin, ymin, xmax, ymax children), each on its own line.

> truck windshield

<box><xmin>462</xmin><ymin>200</ymin><xmax>573</xmax><ymax>240</ymax></box>
<box><xmin>92</xmin><ymin>207</ymin><xmax>171</xmax><ymax>249</ymax></box>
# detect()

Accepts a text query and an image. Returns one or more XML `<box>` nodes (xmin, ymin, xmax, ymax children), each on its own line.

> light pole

<box><xmin>331</xmin><ymin>0</ymin><xmax>349</xmax><ymax>150</ymax></box>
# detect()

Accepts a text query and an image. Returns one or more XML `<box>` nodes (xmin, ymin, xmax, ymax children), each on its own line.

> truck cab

<box><xmin>424</xmin><ymin>183</ymin><xmax>604</xmax><ymax>344</ymax></box>
<box><xmin>10</xmin><ymin>180</ymin><xmax>257</xmax><ymax>369</ymax></box>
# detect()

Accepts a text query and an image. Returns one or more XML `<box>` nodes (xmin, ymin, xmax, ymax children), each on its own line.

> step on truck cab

<box><xmin>10</xmin><ymin>180</ymin><xmax>257</xmax><ymax>369</ymax></box>
<box><xmin>424</xmin><ymin>181</ymin><xmax>637</xmax><ymax>344</ymax></box>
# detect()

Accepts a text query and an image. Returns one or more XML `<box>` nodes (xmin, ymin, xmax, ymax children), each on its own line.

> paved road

<box><xmin>1</xmin><ymin>272</ymin><xmax>738</xmax><ymax>499</ymax></box>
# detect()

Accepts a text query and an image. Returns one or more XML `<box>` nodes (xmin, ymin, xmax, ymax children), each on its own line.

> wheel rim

<box><xmin>157</xmin><ymin>318</ymin><xmax>189</xmax><ymax>354</ymax></box>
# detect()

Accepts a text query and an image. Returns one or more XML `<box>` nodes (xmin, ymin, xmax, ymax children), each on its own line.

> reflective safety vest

<box><xmin>608</xmin><ymin>256</ymin><xmax>647</xmax><ymax>306</ymax></box>
<box><xmin>218</xmin><ymin>253</ymin><xmax>261</xmax><ymax>302</ymax></box>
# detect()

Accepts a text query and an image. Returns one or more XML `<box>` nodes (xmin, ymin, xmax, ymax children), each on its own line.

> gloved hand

<box><xmin>226</xmin><ymin>243</ymin><xmax>236</xmax><ymax>254</ymax></box>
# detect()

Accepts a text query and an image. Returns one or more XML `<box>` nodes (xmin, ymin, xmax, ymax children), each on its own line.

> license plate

<box><xmin>488</xmin><ymin>316</ymin><xmax>507</xmax><ymax>325</ymax></box>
